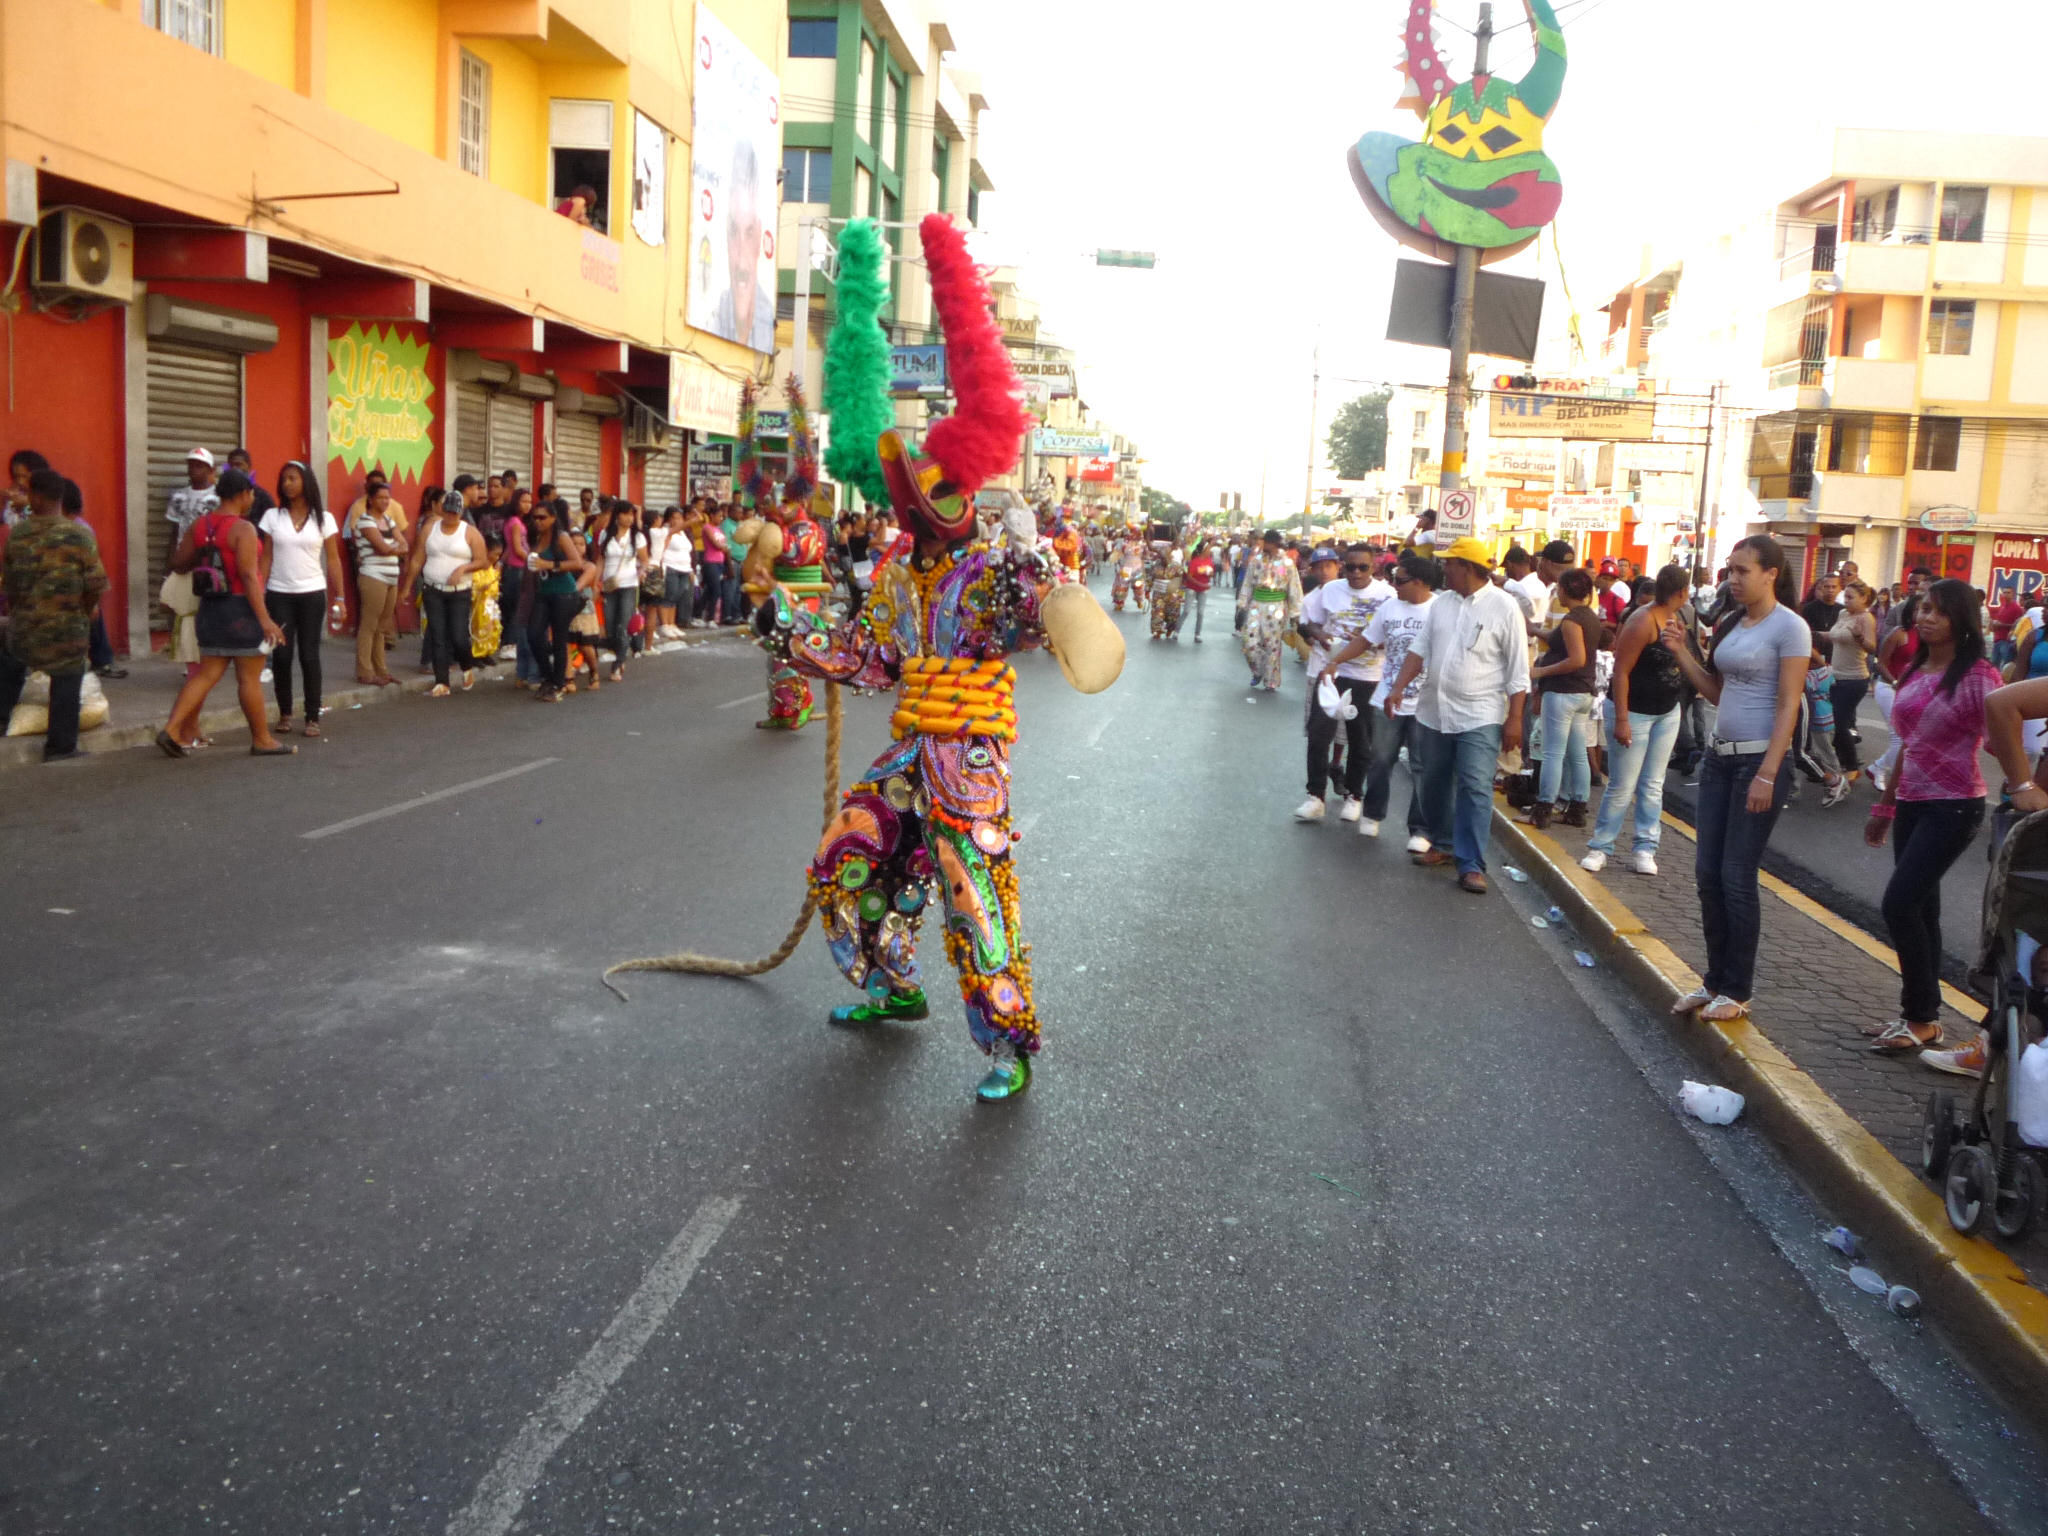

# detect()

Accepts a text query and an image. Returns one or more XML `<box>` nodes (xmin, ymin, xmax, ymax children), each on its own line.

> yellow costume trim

<box><xmin>892</xmin><ymin>658</ymin><xmax>1018</xmax><ymax>742</ymax></box>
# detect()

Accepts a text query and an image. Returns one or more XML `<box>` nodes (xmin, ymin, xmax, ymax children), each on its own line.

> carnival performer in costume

<box><xmin>1148</xmin><ymin>541</ymin><xmax>1188</xmax><ymax>640</ymax></box>
<box><xmin>1112</xmin><ymin>524</ymin><xmax>1148</xmax><ymax>611</ymax></box>
<box><xmin>1238</xmin><ymin>529</ymin><xmax>1305</xmax><ymax>690</ymax></box>
<box><xmin>1050</xmin><ymin>512</ymin><xmax>1085</xmax><ymax>585</ymax></box>
<box><xmin>740</xmin><ymin>383</ymin><xmax>833</xmax><ymax>730</ymax></box>
<box><xmin>757</xmin><ymin>212</ymin><xmax>1123</xmax><ymax>1102</ymax></box>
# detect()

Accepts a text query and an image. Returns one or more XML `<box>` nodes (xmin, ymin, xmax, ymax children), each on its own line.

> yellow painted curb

<box><xmin>1494</xmin><ymin>802</ymin><xmax>2048</xmax><ymax>1427</ymax></box>
<box><xmin>1658</xmin><ymin>812</ymin><xmax>1982</xmax><ymax>1021</ymax></box>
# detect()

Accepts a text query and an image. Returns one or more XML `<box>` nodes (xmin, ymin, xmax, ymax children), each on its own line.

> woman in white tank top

<box><xmin>401</xmin><ymin>491</ymin><xmax>488</xmax><ymax>695</ymax></box>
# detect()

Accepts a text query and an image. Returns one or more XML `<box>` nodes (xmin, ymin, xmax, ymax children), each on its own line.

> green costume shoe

<box><xmin>973</xmin><ymin>1047</ymin><xmax>1032</xmax><ymax>1103</ymax></box>
<box><xmin>827</xmin><ymin>989</ymin><xmax>929</xmax><ymax>1028</ymax></box>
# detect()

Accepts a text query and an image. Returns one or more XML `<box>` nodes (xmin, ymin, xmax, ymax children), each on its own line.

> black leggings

<box><xmin>1882</xmin><ymin>797</ymin><xmax>1985</xmax><ymax>1023</ymax></box>
<box><xmin>529</xmin><ymin>591</ymin><xmax>582</xmax><ymax>690</ymax></box>
<box><xmin>420</xmin><ymin>585</ymin><xmax>474</xmax><ymax>687</ymax></box>
<box><xmin>267</xmin><ymin>588</ymin><xmax>327</xmax><ymax>720</ymax></box>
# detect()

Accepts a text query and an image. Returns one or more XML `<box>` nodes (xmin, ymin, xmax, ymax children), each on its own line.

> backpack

<box><xmin>190</xmin><ymin>514</ymin><xmax>234</xmax><ymax>600</ymax></box>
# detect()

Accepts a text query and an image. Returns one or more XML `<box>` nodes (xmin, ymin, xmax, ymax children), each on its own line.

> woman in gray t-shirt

<box><xmin>1659</xmin><ymin>536</ymin><xmax>1811</xmax><ymax>1022</ymax></box>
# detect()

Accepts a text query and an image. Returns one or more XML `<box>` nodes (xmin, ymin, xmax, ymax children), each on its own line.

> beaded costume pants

<box><xmin>1111</xmin><ymin>568</ymin><xmax>1145</xmax><ymax>610</ymax></box>
<box><xmin>809</xmin><ymin>732</ymin><xmax>1039</xmax><ymax>1055</ymax></box>
<box><xmin>765</xmin><ymin>590</ymin><xmax>820</xmax><ymax>727</ymax></box>
<box><xmin>1150</xmin><ymin>583</ymin><xmax>1186</xmax><ymax>639</ymax></box>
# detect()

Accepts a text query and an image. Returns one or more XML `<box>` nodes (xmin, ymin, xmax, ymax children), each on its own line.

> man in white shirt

<box><xmin>164</xmin><ymin>448</ymin><xmax>219</xmax><ymax>546</ymax></box>
<box><xmin>1318</xmin><ymin>551</ymin><xmax>1439</xmax><ymax>848</ymax></box>
<box><xmin>1383</xmin><ymin>537</ymin><xmax>1530</xmax><ymax>894</ymax></box>
<box><xmin>1295</xmin><ymin>548</ymin><xmax>1396</xmax><ymax>825</ymax></box>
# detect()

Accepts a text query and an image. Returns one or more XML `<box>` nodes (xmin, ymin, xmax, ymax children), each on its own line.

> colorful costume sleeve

<box><xmin>759</xmin><ymin>586</ymin><xmax>900</xmax><ymax>691</ymax></box>
<box><xmin>1283</xmin><ymin>563</ymin><xmax>1305</xmax><ymax>622</ymax></box>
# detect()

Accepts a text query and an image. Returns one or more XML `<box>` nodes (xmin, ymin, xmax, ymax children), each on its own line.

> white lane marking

<box><xmin>1014</xmin><ymin>812</ymin><xmax>1042</xmax><ymax>839</ymax></box>
<box><xmin>715</xmin><ymin>690</ymin><xmax>769</xmax><ymax>710</ymax></box>
<box><xmin>446</xmin><ymin>1196</ymin><xmax>741</xmax><ymax>1536</ymax></box>
<box><xmin>301</xmin><ymin>759</ymin><xmax>560</xmax><ymax>841</ymax></box>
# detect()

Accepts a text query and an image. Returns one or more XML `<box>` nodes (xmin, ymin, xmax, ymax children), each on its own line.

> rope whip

<box><xmin>602</xmin><ymin>680</ymin><xmax>844</xmax><ymax>1001</ymax></box>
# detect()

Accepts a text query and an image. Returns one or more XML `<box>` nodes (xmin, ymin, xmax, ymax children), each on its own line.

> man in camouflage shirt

<box><xmin>0</xmin><ymin>467</ymin><xmax>108</xmax><ymax>761</ymax></box>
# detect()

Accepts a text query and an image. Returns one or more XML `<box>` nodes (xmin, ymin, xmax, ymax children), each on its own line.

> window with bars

<box><xmin>459</xmin><ymin>51</ymin><xmax>491</xmax><ymax>178</ymax></box>
<box><xmin>1913</xmin><ymin>416</ymin><xmax>1962</xmax><ymax>473</ymax></box>
<box><xmin>142</xmin><ymin>0</ymin><xmax>222</xmax><ymax>55</ymax></box>
<box><xmin>1928</xmin><ymin>299</ymin><xmax>1976</xmax><ymax>356</ymax></box>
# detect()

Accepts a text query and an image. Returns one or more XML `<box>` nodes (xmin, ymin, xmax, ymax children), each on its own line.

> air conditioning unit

<box><xmin>34</xmin><ymin>207</ymin><xmax>134</xmax><ymax>304</ymax></box>
<box><xmin>625</xmin><ymin>406</ymin><xmax>669</xmax><ymax>451</ymax></box>
<box><xmin>1811</xmin><ymin>272</ymin><xmax>1843</xmax><ymax>296</ymax></box>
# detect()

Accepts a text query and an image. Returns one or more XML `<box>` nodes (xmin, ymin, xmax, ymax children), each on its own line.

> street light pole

<box><xmin>1438</xmin><ymin>3</ymin><xmax>1492</xmax><ymax>515</ymax></box>
<box><xmin>1303</xmin><ymin>344</ymin><xmax>1321</xmax><ymax>539</ymax></box>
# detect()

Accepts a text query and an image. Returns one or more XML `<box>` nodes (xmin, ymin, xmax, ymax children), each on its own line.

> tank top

<box><xmin>1623</xmin><ymin>608</ymin><xmax>1685</xmax><ymax>716</ymax></box>
<box><xmin>422</xmin><ymin>518</ymin><xmax>472</xmax><ymax>590</ymax></box>
<box><xmin>195</xmin><ymin>513</ymin><xmax>246</xmax><ymax>595</ymax></box>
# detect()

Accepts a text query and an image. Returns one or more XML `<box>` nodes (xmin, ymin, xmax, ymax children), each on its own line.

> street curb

<box><xmin>1492</xmin><ymin>800</ymin><xmax>2048</xmax><ymax>1434</ymax></box>
<box><xmin>0</xmin><ymin>628</ymin><xmax>753</xmax><ymax>773</ymax></box>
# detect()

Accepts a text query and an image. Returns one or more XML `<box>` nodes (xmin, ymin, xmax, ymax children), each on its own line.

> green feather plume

<box><xmin>822</xmin><ymin>219</ymin><xmax>894</xmax><ymax>509</ymax></box>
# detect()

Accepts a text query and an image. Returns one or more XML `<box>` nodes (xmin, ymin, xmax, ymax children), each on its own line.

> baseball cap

<box><xmin>1440</xmin><ymin>536</ymin><xmax>1495</xmax><ymax>569</ymax></box>
<box><xmin>1310</xmin><ymin>545</ymin><xmax>1340</xmax><ymax>564</ymax></box>
<box><xmin>1540</xmin><ymin>539</ymin><xmax>1574</xmax><ymax>563</ymax></box>
<box><xmin>1598</xmin><ymin>559</ymin><xmax>1618</xmax><ymax>576</ymax></box>
<box><xmin>185</xmin><ymin>447</ymin><xmax>216</xmax><ymax>466</ymax></box>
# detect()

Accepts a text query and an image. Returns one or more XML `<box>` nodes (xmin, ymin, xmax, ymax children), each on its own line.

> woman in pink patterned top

<box><xmin>1864</xmin><ymin>579</ymin><xmax>2002</xmax><ymax>1056</ymax></box>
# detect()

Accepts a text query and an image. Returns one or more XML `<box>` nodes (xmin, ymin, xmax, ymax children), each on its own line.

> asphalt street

<box><xmin>3</xmin><ymin>576</ymin><xmax>2043</xmax><ymax>1533</ymax></box>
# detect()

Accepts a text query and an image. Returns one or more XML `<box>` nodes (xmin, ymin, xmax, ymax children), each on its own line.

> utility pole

<box><xmin>1303</xmin><ymin>345</ymin><xmax>1321</xmax><ymax>539</ymax></box>
<box><xmin>1694</xmin><ymin>382</ymin><xmax>1720</xmax><ymax>576</ymax></box>
<box><xmin>1437</xmin><ymin>3</ymin><xmax>1491</xmax><ymax>520</ymax></box>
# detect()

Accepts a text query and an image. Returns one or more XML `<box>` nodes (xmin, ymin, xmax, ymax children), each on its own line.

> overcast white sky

<box><xmin>941</xmin><ymin>0</ymin><xmax>2048</xmax><ymax>517</ymax></box>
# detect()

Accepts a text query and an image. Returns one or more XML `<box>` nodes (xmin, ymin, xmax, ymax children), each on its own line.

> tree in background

<box><xmin>1140</xmin><ymin>486</ymin><xmax>1192</xmax><ymax>523</ymax></box>
<box><xmin>1327</xmin><ymin>389</ymin><xmax>1392</xmax><ymax>480</ymax></box>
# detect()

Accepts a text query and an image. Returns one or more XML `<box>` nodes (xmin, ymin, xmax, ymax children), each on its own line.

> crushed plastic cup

<box><xmin>1503</xmin><ymin>867</ymin><xmax>1529</xmax><ymax>883</ymax></box>
<box><xmin>1679</xmin><ymin>1080</ymin><xmax>1744</xmax><ymax>1124</ymax></box>
<box><xmin>1887</xmin><ymin>1285</ymin><xmax>1922</xmax><ymax>1319</ymax></box>
<box><xmin>1530</xmin><ymin>916</ymin><xmax>1550</xmax><ymax>929</ymax></box>
<box><xmin>1546</xmin><ymin>906</ymin><xmax>1565</xmax><ymax>925</ymax></box>
<box><xmin>1573</xmin><ymin>951</ymin><xmax>1597</xmax><ymax>969</ymax></box>
<box><xmin>1823</xmin><ymin>1226</ymin><xmax>1862</xmax><ymax>1260</ymax></box>
<box><xmin>1848</xmin><ymin>1266</ymin><xmax>1888</xmax><ymax>1296</ymax></box>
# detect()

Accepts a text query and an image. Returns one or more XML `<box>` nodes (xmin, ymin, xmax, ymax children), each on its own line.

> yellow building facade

<box><xmin>1</xmin><ymin>0</ymin><xmax>786</xmax><ymax>651</ymax></box>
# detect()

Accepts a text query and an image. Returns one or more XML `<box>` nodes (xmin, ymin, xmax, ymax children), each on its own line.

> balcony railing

<box><xmin>1767</xmin><ymin>358</ymin><xmax>1827</xmax><ymax>390</ymax></box>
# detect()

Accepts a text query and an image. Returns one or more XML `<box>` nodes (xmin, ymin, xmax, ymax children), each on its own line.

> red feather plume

<box><xmin>920</xmin><ymin>214</ymin><xmax>1030</xmax><ymax>495</ymax></box>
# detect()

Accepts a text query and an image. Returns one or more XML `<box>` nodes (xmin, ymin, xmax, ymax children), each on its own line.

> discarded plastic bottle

<box><xmin>1503</xmin><ymin>867</ymin><xmax>1529</xmax><ymax>884</ymax></box>
<box><xmin>1887</xmin><ymin>1285</ymin><xmax>1922</xmax><ymax>1319</ymax></box>
<box><xmin>1546</xmin><ymin>906</ymin><xmax>1565</xmax><ymax>925</ymax></box>
<box><xmin>1823</xmin><ymin>1226</ymin><xmax>1862</xmax><ymax>1260</ymax></box>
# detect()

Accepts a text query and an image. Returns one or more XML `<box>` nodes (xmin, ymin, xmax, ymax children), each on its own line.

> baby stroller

<box><xmin>1921</xmin><ymin>803</ymin><xmax>2048</xmax><ymax>1238</ymax></box>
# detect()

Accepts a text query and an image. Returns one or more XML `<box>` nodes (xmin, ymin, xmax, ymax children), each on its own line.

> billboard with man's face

<box><xmin>688</xmin><ymin>5</ymin><xmax>779</xmax><ymax>352</ymax></box>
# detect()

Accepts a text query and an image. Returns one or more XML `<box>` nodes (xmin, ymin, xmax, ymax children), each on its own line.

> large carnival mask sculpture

<box><xmin>1348</xmin><ymin>0</ymin><xmax>1567</xmax><ymax>264</ymax></box>
<box><xmin>877</xmin><ymin>216</ymin><xmax>1031</xmax><ymax>545</ymax></box>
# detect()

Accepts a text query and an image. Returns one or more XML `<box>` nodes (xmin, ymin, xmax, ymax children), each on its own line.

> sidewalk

<box><xmin>2</xmin><ymin>625</ymin><xmax>751</xmax><ymax>772</ymax></box>
<box><xmin>1492</xmin><ymin>798</ymin><xmax>2048</xmax><ymax>1426</ymax></box>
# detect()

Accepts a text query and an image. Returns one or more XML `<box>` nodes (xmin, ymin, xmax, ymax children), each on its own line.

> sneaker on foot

<box><xmin>1920</xmin><ymin>1032</ymin><xmax>1987</xmax><ymax>1078</ymax></box>
<box><xmin>1293</xmin><ymin>797</ymin><xmax>1327</xmax><ymax>823</ymax></box>
<box><xmin>1358</xmin><ymin>817</ymin><xmax>1382</xmax><ymax>838</ymax></box>
<box><xmin>1404</xmin><ymin>833</ymin><xmax>1431</xmax><ymax>854</ymax></box>
<box><xmin>1822</xmin><ymin>776</ymin><xmax>1853</xmax><ymax>808</ymax></box>
<box><xmin>974</xmin><ymin>1043</ymin><xmax>1032</xmax><ymax>1103</ymax></box>
<box><xmin>1338</xmin><ymin>797</ymin><xmax>1364</xmax><ymax>823</ymax></box>
<box><xmin>1631</xmin><ymin>850</ymin><xmax>1659</xmax><ymax>876</ymax></box>
<box><xmin>1580</xmin><ymin>849</ymin><xmax>1608</xmax><ymax>873</ymax></box>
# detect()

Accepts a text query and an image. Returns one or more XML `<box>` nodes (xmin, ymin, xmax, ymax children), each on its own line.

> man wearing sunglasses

<box><xmin>1296</xmin><ymin>547</ymin><xmax>1396</xmax><ymax>824</ymax></box>
<box><xmin>1321</xmin><ymin>553</ymin><xmax>1441</xmax><ymax>845</ymax></box>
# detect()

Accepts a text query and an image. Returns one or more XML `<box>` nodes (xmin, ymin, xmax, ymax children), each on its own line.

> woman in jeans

<box><xmin>500</xmin><ymin>488</ymin><xmax>537</xmax><ymax>687</ymax></box>
<box><xmin>401</xmin><ymin>490</ymin><xmax>487</xmax><ymax>697</ymax></box>
<box><xmin>1827</xmin><ymin>581</ymin><xmax>1878</xmax><ymax>774</ymax></box>
<box><xmin>350</xmin><ymin>481</ymin><xmax>408</xmax><ymax>686</ymax></box>
<box><xmin>1521</xmin><ymin>567</ymin><xmax>1600</xmax><ymax>830</ymax></box>
<box><xmin>1581</xmin><ymin>564</ymin><xmax>1691</xmax><ymax>877</ymax></box>
<box><xmin>649</xmin><ymin>506</ymin><xmax>694</xmax><ymax>641</ymax></box>
<box><xmin>1863</xmin><ymin>580</ymin><xmax>2002</xmax><ymax>1057</ymax></box>
<box><xmin>595</xmin><ymin>500</ymin><xmax>649</xmax><ymax>682</ymax></box>
<box><xmin>258</xmin><ymin>461</ymin><xmax>344</xmax><ymax>738</ymax></box>
<box><xmin>1661</xmin><ymin>535</ymin><xmax>1809</xmax><ymax>1023</ymax></box>
<box><xmin>524</xmin><ymin>500</ymin><xmax>587</xmax><ymax>703</ymax></box>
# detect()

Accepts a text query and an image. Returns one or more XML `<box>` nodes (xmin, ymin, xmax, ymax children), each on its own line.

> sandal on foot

<box><xmin>275</xmin><ymin>718</ymin><xmax>293</xmax><ymax>734</ymax></box>
<box><xmin>1869</xmin><ymin>1019</ymin><xmax>1941</xmax><ymax>1054</ymax></box>
<box><xmin>250</xmin><ymin>742</ymin><xmax>297</xmax><ymax>757</ymax></box>
<box><xmin>155</xmin><ymin>729</ymin><xmax>187</xmax><ymax>759</ymax></box>
<box><xmin>428</xmin><ymin>684</ymin><xmax>450</xmax><ymax>698</ymax></box>
<box><xmin>1700</xmin><ymin>995</ymin><xmax>1750</xmax><ymax>1022</ymax></box>
<box><xmin>1671</xmin><ymin>986</ymin><xmax>1712</xmax><ymax>1015</ymax></box>
<box><xmin>301</xmin><ymin>720</ymin><xmax>321</xmax><ymax>739</ymax></box>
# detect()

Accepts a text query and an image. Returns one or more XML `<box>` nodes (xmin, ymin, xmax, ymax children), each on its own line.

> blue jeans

<box><xmin>1365</xmin><ymin>710</ymin><xmax>1428</xmax><ymax>831</ymax></box>
<box><xmin>502</xmin><ymin>567</ymin><xmax>540</xmax><ymax>682</ymax></box>
<box><xmin>1693</xmin><ymin>750</ymin><xmax>1791</xmax><ymax>1002</ymax></box>
<box><xmin>1537</xmin><ymin>690</ymin><xmax>1597</xmax><ymax>805</ymax></box>
<box><xmin>1420</xmin><ymin>720</ymin><xmax>1503</xmax><ymax>875</ymax></box>
<box><xmin>1588</xmin><ymin>703</ymin><xmax>1681</xmax><ymax>855</ymax></box>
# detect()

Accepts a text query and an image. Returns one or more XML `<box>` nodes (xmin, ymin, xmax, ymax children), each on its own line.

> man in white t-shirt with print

<box><xmin>1294</xmin><ymin>547</ymin><xmax>1396</xmax><ymax>824</ymax></box>
<box><xmin>1359</xmin><ymin>553</ymin><xmax>1441</xmax><ymax>847</ymax></box>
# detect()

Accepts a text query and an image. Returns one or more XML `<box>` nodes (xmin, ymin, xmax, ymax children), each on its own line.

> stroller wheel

<box><xmin>1921</xmin><ymin>1091</ymin><xmax>1957</xmax><ymax>1181</ymax></box>
<box><xmin>1946</xmin><ymin>1144</ymin><xmax>1997</xmax><ymax>1236</ymax></box>
<box><xmin>1993</xmin><ymin>1153</ymin><xmax>2046</xmax><ymax>1241</ymax></box>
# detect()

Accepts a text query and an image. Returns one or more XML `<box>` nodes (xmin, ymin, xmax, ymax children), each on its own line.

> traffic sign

<box><xmin>1439</xmin><ymin>489</ymin><xmax>1477</xmax><ymax>538</ymax></box>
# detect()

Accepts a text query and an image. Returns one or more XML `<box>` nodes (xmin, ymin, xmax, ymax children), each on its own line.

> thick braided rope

<box><xmin>602</xmin><ymin>681</ymin><xmax>843</xmax><ymax>1001</ymax></box>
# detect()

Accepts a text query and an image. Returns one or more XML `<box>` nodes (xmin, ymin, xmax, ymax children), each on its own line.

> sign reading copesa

<box><xmin>326</xmin><ymin>324</ymin><xmax>434</xmax><ymax>479</ymax></box>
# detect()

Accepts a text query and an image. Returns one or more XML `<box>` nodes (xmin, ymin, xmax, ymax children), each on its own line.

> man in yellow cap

<box><xmin>1380</xmin><ymin>536</ymin><xmax>1529</xmax><ymax>895</ymax></box>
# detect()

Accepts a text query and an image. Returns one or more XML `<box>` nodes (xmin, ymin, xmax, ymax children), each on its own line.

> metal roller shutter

<box><xmin>554</xmin><ymin>411</ymin><xmax>603</xmax><ymax>504</ymax></box>
<box><xmin>146</xmin><ymin>342</ymin><xmax>241</xmax><ymax>626</ymax></box>
<box><xmin>642</xmin><ymin>446</ymin><xmax>682</xmax><ymax>511</ymax></box>
<box><xmin>488</xmin><ymin>393</ymin><xmax>535</xmax><ymax>485</ymax></box>
<box><xmin>453</xmin><ymin>382</ymin><xmax>490</xmax><ymax>481</ymax></box>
